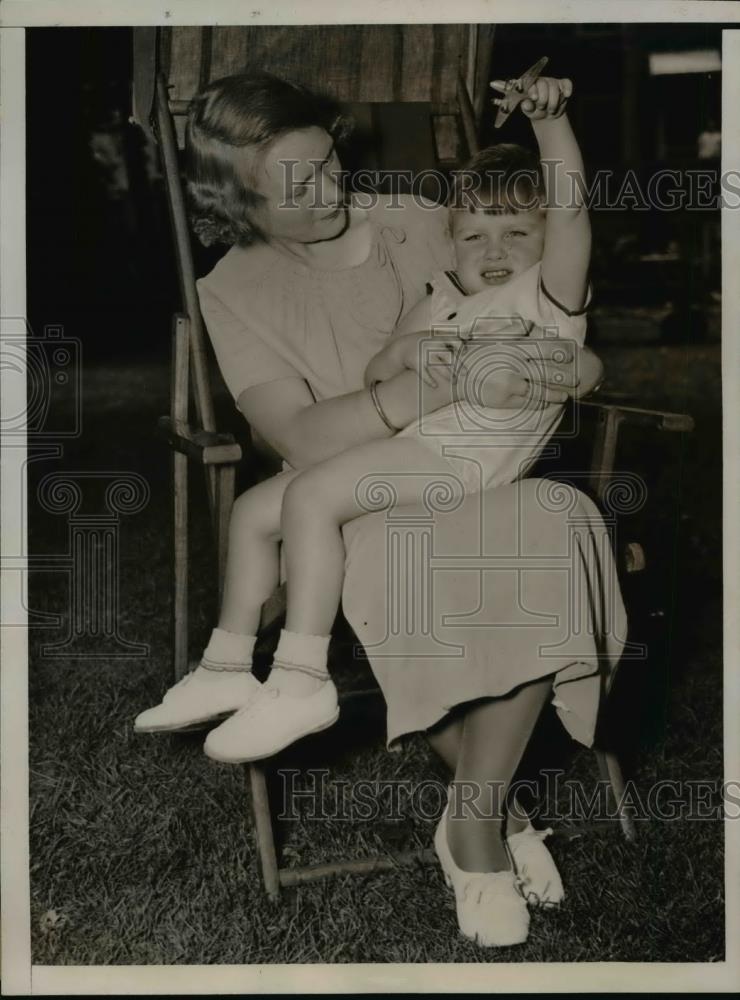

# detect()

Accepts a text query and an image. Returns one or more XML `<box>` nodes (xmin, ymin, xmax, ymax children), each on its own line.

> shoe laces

<box><xmin>510</xmin><ymin>827</ymin><xmax>559</xmax><ymax>907</ymax></box>
<box><xmin>462</xmin><ymin>870</ymin><xmax>525</xmax><ymax>907</ymax></box>
<box><xmin>510</xmin><ymin>824</ymin><xmax>553</xmax><ymax>846</ymax></box>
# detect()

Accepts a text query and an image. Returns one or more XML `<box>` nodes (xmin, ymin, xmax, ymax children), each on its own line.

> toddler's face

<box><xmin>451</xmin><ymin>207</ymin><xmax>546</xmax><ymax>294</ymax></box>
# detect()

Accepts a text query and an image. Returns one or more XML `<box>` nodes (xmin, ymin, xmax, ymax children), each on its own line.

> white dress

<box><xmin>396</xmin><ymin>262</ymin><xmax>590</xmax><ymax>493</ymax></box>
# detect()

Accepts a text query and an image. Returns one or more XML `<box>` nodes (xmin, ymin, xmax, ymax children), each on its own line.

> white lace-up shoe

<box><xmin>134</xmin><ymin>667</ymin><xmax>261</xmax><ymax>733</ymax></box>
<box><xmin>434</xmin><ymin>803</ymin><xmax>530</xmax><ymax>948</ymax></box>
<box><xmin>507</xmin><ymin>822</ymin><xmax>565</xmax><ymax>907</ymax></box>
<box><xmin>203</xmin><ymin>677</ymin><xmax>340</xmax><ymax>763</ymax></box>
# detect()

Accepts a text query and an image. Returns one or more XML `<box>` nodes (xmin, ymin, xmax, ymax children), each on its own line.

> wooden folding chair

<box><xmin>132</xmin><ymin>25</ymin><xmax>694</xmax><ymax>902</ymax></box>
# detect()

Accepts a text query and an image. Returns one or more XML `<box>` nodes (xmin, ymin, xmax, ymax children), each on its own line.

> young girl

<box><xmin>136</xmin><ymin>74</ymin><xmax>598</xmax><ymax>765</ymax></box>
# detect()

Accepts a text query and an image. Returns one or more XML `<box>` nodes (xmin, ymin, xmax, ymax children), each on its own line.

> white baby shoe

<box><xmin>134</xmin><ymin>666</ymin><xmax>261</xmax><ymax>733</ymax></box>
<box><xmin>507</xmin><ymin>822</ymin><xmax>565</xmax><ymax>907</ymax></box>
<box><xmin>434</xmin><ymin>803</ymin><xmax>530</xmax><ymax>948</ymax></box>
<box><xmin>203</xmin><ymin>677</ymin><xmax>340</xmax><ymax>763</ymax></box>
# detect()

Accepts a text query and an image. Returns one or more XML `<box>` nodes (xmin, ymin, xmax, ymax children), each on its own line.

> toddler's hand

<box><xmin>399</xmin><ymin>330</ymin><xmax>468</xmax><ymax>388</ymax></box>
<box><xmin>492</xmin><ymin>75</ymin><xmax>572</xmax><ymax>121</ymax></box>
<box><xmin>364</xmin><ymin>348</ymin><xmax>403</xmax><ymax>387</ymax></box>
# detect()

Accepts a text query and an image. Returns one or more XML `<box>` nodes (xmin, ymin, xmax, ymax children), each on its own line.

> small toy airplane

<box><xmin>492</xmin><ymin>56</ymin><xmax>549</xmax><ymax>128</ymax></box>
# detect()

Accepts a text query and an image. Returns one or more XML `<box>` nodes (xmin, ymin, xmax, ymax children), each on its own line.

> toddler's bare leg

<box><xmin>133</xmin><ymin>471</ymin><xmax>298</xmax><ymax>732</ymax></box>
<box><xmin>280</xmin><ymin>437</ymin><xmax>460</xmax><ymax>636</ymax></box>
<box><xmin>217</xmin><ymin>469</ymin><xmax>298</xmax><ymax>635</ymax></box>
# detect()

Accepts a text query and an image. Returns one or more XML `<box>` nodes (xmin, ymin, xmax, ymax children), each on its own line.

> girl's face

<box><xmin>451</xmin><ymin>207</ymin><xmax>546</xmax><ymax>294</ymax></box>
<box><xmin>240</xmin><ymin>126</ymin><xmax>347</xmax><ymax>244</ymax></box>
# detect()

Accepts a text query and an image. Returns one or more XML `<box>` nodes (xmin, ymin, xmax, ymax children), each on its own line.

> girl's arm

<box><xmin>239</xmin><ymin>332</ymin><xmax>602</xmax><ymax>471</ymax></box>
<box><xmin>237</xmin><ymin>350</ymin><xmax>569</xmax><ymax>471</ymax></box>
<box><xmin>363</xmin><ymin>297</ymin><xmax>438</xmax><ymax>386</ymax></box>
<box><xmin>237</xmin><ymin>369</ymin><xmax>456</xmax><ymax>471</ymax></box>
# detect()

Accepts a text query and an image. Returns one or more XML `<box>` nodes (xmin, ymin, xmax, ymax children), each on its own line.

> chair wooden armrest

<box><xmin>571</xmin><ymin>395</ymin><xmax>694</xmax><ymax>503</ymax></box>
<box><xmin>579</xmin><ymin>397</ymin><xmax>695</xmax><ymax>433</ymax></box>
<box><xmin>157</xmin><ymin>415</ymin><xmax>242</xmax><ymax>465</ymax></box>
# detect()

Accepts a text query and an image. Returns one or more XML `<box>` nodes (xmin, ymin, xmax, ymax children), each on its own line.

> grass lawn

<box><xmin>28</xmin><ymin>337</ymin><xmax>724</xmax><ymax>964</ymax></box>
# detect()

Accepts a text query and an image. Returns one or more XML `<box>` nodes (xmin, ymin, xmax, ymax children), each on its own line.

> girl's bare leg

<box><xmin>426</xmin><ymin>714</ymin><xmax>464</xmax><ymax>772</ymax></box>
<box><xmin>217</xmin><ymin>469</ymin><xmax>297</xmax><ymax>635</ymax></box>
<box><xmin>426</xmin><ymin>711</ymin><xmax>530</xmax><ymax>836</ymax></box>
<box><xmin>446</xmin><ymin>678</ymin><xmax>552</xmax><ymax>872</ymax></box>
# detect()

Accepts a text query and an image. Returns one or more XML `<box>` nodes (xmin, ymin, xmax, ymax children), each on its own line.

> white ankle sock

<box><xmin>269</xmin><ymin>628</ymin><xmax>331</xmax><ymax>695</ymax></box>
<box><xmin>200</xmin><ymin>628</ymin><xmax>257</xmax><ymax>673</ymax></box>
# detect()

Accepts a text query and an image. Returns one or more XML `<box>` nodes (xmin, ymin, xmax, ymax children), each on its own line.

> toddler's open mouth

<box><xmin>480</xmin><ymin>267</ymin><xmax>512</xmax><ymax>285</ymax></box>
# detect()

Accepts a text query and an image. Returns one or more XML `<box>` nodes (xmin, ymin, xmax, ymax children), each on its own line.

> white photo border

<box><xmin>1</xmin><ymin>2</ymin><xmax>739</xmax><ymax>994</ymax></box>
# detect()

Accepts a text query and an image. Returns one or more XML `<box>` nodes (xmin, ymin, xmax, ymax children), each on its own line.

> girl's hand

<box><xmin>491</xmin><ymin>75</ymin><xmax>573</xmax><ymax>121</ymax></box>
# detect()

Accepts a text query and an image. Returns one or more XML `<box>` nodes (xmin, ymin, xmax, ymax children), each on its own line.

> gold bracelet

<box><xmin>369</xmin><ymin>380</ymin><xmax>400</xmax><ymax>433</ymax></box>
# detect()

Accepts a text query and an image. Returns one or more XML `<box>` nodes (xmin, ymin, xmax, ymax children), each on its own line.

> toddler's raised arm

<box><xmin>497</xmin><ymin>76</ymin><xmax>591</xmax><ymax>315</ymax></box>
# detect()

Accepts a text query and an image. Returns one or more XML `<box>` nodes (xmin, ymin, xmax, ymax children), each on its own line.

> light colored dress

<box><xmin>197</xmin><ymin>197</ymin><xmax>453</xmax><ymax>406</ymax></box>
<box><xmin>197</xmin><ymin>195</ymin><xmax>628</xmax><ymax>749</ymax></box>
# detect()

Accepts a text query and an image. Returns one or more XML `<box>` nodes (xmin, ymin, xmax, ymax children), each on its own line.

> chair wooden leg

<box><xmin>173</xmin><ymin>450</ymin><xmax>189</xmax><ymax>681</ymax></box>
<box><xmin>588</xmin><ymin>406</ymin><xmax>623</xmax><ymax>500</ymax></box>
<box><xmin>248</xmin><ymin>763</ymin><xmax>281</xmax><ymax>902</ymax></box>
<box><xmin>215</xmin><ymin>464</ymin><xmax>236</xmax><ymax>604</ymax></box>
<box><xmin>172</xmin><ymin>314</ymin><xmax>190</xmax><ymax>682</ymax></box>
<box><xmin>595</xmin><ymin>748</ymin><xmax>637</xmax><ymax>842</ymax></box>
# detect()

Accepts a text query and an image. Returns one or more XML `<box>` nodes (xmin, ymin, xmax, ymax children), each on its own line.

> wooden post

<box><xmin>249</xmin><ymin>764</ymin><xmax>281</xmax><ymax>901</ymax></box>
<box><xmin>216</xmin><ymin>463</ymin><xmax>235</xmax><ymax>606</ymax></box>
<box><xmin>471</xmin><ymin>25</ymin><xmax>496</xmax><ymax>123</ymax></box>
<box><xmin>279</xmin><ymin>850</ymin><xmax>436</xmax><ymax>886</ymax></box>
<box><xmin>154</xmin><ymin>71</ymin><xmax>218</xmax><ymax>516</ymax></box>
<box><xmin>172</xmin><ymin>314</ymin><xmax>190</xmax><ymax>681</ymax></box>
<box><xmin>588</xmin><ymin>406</ymin><xmax>623</xmax><ymax>501</ymax></box>
<box><xmin>589</xmin><ymin>404</ymin><xmax>636</xmax><ymax>841</ymax></box>
<box><xmin>465</xmin><ymin>25</ymin><xmax>478</xmax><ymax>111</ymax></box>
<box><xmin>595</xmin><ymin>749</ymin><xmax>637</xmax><ymax>842</ymax></box>
<box><xmin>457</xmin><ymin>71</ymin><xmax>480</xmax><ymax>158</ymax></box>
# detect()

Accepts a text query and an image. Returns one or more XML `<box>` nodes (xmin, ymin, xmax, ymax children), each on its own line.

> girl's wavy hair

<box><xmin>448</xmin><ymin>144</ymin><xmax>545</xmax><ymax>216</ymax></box>
<box><xmin>184</xmin><ymin>72</ymin><xmax>352</xmax><ymax>247</ymax></box>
